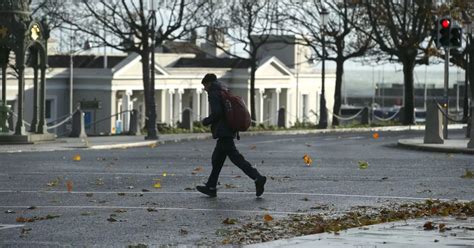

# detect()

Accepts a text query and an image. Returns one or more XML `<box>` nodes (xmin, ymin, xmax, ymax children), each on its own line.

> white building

<box><xmin>0</xmin><ymin>36</ymin><xmax>335</xmax><ymax>136</ymax></box>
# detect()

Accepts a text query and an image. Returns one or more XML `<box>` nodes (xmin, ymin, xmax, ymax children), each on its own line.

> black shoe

<box><xmin>255</xmin><ymin>176</ymin><xmax>267</xmax><ymax>197</ymax></box>
<box><xmin>196</xmin><ymin>185</ymin><xmax>217</xmax><ymax>197</ymax></box>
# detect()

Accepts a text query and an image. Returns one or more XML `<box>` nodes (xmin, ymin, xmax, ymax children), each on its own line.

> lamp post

<box><xmin>463</xmin><ymin>19</ymin><xmax>472</xmax><ymax>123</ymax></box>
<box><xmin>69</xmin><ymin>38</ymin><xmax>90</xmax><ymax>115</ymax></box>
<box><xmin>318</xmin><ymin>7</ymin><xmax>329</xmax><ymax>129</ymax></box>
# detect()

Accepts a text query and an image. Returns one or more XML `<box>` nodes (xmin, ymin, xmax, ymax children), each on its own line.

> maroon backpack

<box><xmin>220</xmin><ymin>90</ymin><xmax>251</xmax><ymax>131</ymax></box>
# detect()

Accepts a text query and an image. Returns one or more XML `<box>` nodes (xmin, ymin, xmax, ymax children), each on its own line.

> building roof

<box><xmin>173</xmin><ymin>57</ymin><xmax>251</xmax><ymax>68</ymax></box>
<box><xmin>48</xmin><ymin>55</ymin><xmax>127</xmax><ymax>68</ymax></box>
<box><xmin>161</xmin><ymin>41</ymin><xmax>206</xmax><ymax>57</ymax></box>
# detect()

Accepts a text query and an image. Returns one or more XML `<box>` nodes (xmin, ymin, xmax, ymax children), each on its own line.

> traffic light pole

<box><xmin>444</xmin><ymin>47</ymin><xmax>449</xmax><ymax>139</ymax></box>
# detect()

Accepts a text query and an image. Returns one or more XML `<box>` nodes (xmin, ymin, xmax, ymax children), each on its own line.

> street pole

<box><xmin>444</xmin><ymin>47</ymin><xmax>449</xmax><ymax>139</ymax></box>
<box><xmin>463</xmin><ymin>32</ymin><xmax>470</xmax><ymax>122</ymax></box>
<box><xmin>69</xmin><ymin>39</ymin><xmax>74</xmax><ymax>115</ymax></box>
<box><xmin>318</xmin><ymin>27</ymin><xmax>328</xmax><ymax>129</ymax></box>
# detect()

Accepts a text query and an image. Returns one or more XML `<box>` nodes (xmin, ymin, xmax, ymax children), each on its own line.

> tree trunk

<box><xmin>140</xmin><ymin>46</ymin><xmax>158</xmax><ymax>139</ymax></box>
<box><xmin>332</xmin><ymin>59</ymin><xmax>344</xmax><ymax>126</ymax></box>
<box><xmin>250</xmin><ymin>62</ymin><xmax>257</xmax><ymax>126</ymax></box>
<box><xmin>401</xmin><ymin>57</ymin><xmax>416</xmax><ymax>125</ymax></box>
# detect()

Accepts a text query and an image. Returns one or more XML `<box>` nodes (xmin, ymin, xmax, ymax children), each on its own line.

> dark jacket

<box><xmin>202</xmin><ymin>81</ymin><xmax>236</xmax><ymax>139</ymax></box>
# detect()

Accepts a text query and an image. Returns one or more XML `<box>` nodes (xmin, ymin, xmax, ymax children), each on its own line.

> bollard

<box><xmin>424</xmin><ymin>100</ymin><xmax>443</xmax><ymax>144</ymax></box>
<box><xmin>128</xmin><ymin>109</ymin><xmax>141</xmax><ymax>135</ymax></box>
<box><xmin>278</xmin><ymin>107</ymin><xmax>286</xmax><ymax>128</ymax></box>
<box><xmin>181</xmin><ymin>108</ymin><xmax>193</xmax><ymax>130</ymax></box>
<box><xmin>69</xmin><ymin>109</ymin><xmax>87</xmax><ymax>138</ymax></box>
<box><xmin>361</xmin><ymin>107</ymin><xmax>370</xmax><ymax>125</ymax></box>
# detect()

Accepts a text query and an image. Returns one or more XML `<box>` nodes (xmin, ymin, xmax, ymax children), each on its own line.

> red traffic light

<box><xmin>440</xmin><ymin>19</ymin><xmax>450</xmax><ymax>29</ymax></box>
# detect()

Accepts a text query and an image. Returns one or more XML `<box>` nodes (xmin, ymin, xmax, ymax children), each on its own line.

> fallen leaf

<box><xmin>439</xmin><ymin>223</ymin><xmax>446</xmax><ymax>232</ymax></box>
<box><xmin>72</xmin><ymin>154</ymin><xmax>81</xmax><ymax>161</ymax></box>
<box><xmin>358</xmin><ymin>161</ymin><xmax>369</xmax><ymax>169</ymax></box>
<box><xmin>372</xmin><ymin>133</ymin><xmax>379</xmax><ymax>139</ymax></box>
<box><xmin>162</xmin><ymin>172</ymin><xmax>167</xmax><ymax>177</ymax></box>
<box><xmin>300</xmin><ymin>197</ymin><xmax>309</xmax><ymax>201</ymax></box>
<box><xmin>147</xmin><ymin>208</ymin><xmax>158</xmax><ymax>212</ymax></box>
<box><xmin>250</xmin><ymin>145</ymin><xmax>257</xmax><ymax>150</ymax></box>
<box><xmin>233</xmin><ymin>175</ymin><xmax>241</xmax><ymax>178</ymax></box>
<box><xmin>423</xmin><ymin>221</ymin><xmax>435</xmax><ymax>230</ymax></box>
<box><xmin>302</xmin><ymin>154</ymin><xmax>313</xmax><ymax>166</ymax></box>
<box><xmin>153</xmin><ymin>180</ymin><xmax>161</xmax><ymax>188</ymax></box>
<box><xmin>47</xmin><ymin>178</ymin><xmax>60</xmax><ymax>187</ymax></box>
<box><xmin>149</xmin><ymin>143</ymin><xmax>157</xmax><ymax>148</ymax></box>
<box><xmin>66</xmin><ymin>180</ymin><xmax>73</xmax><ymax>192</ymax></box>
<box><xmin>142</xmin><ymin>189</ymin><xmax>150</xmax><ymax>192</ymax></box>
<box><xmin>184</xmin><ymin>187</ymin><xmax>193</xmax><ymax>190</ymax></box>
<box><xmin>180</xmin><ymin>229</ymin><xmax>188</xmax><ymax>235</ymax></box>
<box><xmin>16</xmin><ymin>217</ymin><xmax>34</xmax><ymax>223</ymax></box>
<box><xmin>224</xmin><ymin>184</ymin><xmax>237</xmax><ymax>189</ymax></box>
<box><xmin>107</xmin><ymin>217</ymin><xmax>118</xmax><ymax>222</ymax></box>
<box><xmin>27</xmin><ymin>206</ymin><xmax>36</xmax><ymax>210</ymax></box>
<box><xmin>81</xmin><ymin>212</ymin><xmax>93</xmax><ymax>216</ymax></box>
<box><xmin>115</xmin><ymin>209</ymin><xmax>127</xmax><ymax>213</ymax></box>
<box><xmin>86</xmin><ymin>193</ymin><xmax>93</xmax><ymax>197</ymax></box>
<box><xmin>461</xmin><ymin>169</ymin><xmax>473</xmax><ymax>179</ymax></box>
<box><xmin>117</xmin><ymin>193</ymin><xmax>126</xmax><ymax>196</ymax></box>
<box><xmin>305</xmin><ymin>143</ymin><xmax>312</xmax><ymax>147</ymax></box>
<box><xmin>264</xmin><ymin>214</ymin><xmax>274</xmax><ymax>222</ymax></box>
<box><xmin>192</xmin><ymin>166</ymin><xmax>203</xmax><ymax>175</ymax></box>
<box><xmin>223</xmin><ymin>218</ymin><xmax>238</xmax><ymax>225</ymax></box>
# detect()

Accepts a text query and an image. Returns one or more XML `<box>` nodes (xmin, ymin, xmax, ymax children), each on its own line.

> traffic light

<box><xmin>437</xmin><ymin>17</ymin><xmax>451</xmax><ymax>48</ymax></box>
<box><xmin>450</xmin><ymin>25</ymin><xmax>462</xmax><ymax>48</ymax></box>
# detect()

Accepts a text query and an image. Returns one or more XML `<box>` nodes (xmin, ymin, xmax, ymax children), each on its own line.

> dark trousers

<box><xmin>206</xmin><ymin>137</ymin><xmax>262</xmax><ymax>188</ymax></box>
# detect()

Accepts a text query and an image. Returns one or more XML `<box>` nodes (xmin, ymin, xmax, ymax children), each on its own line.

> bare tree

<box><xmin>360</xmin><ymin>0</ymin><xmax>434</xmax><ymax>125</ymax></box>
<box><xmin>204</xmin><ymin>0</ymin><xmax>278</xmax><ymax>125</ymax></box>
<box><xmin>55</xmin><ymin>0</ymin><xmax>205</xmax><ymax>139</ymax></box>
<box><xmin>284</xmin><ymin>0</ymin><xmax>374</xmax><ymax>126</ymax></box>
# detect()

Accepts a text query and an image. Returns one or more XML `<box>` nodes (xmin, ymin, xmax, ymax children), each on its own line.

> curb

<box><xmin>397</xmin><ymin>138</ymin><xmax>474</xmax><ymax>154</ymax></box>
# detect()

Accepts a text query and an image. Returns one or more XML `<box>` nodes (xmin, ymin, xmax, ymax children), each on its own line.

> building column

<box><xmin>156</xmin><ymin>89</ymin><xmax>166</xmax><ymax>123</ymax></box>
<box><xmin>168</xmin><ymin>89</ymin><xmax>174</xmax><ymax>126</ymax></box>
<box><xmin>174</xmin><ymin>88</ymin><xmax>183</xmax><ymax>123</ymax></box>
<box><xmin>15</xmin><ymin>52</ymin><xmax>26</xmax><ymax>135</ymax></box>
<box><xmin>37</xmin><ymin>65</ymin><xmax>47</xmax><ymax>134</ymax></box>
<box><xmin>192</xmin><ymin>88</ymin><xmax>202</xmax><ymax>121</ymax></box>
<box><xmin>285</xmin><ymin>89</ymin><xmax>292</xmax><ymax>127</ymax></box>
<box><xmin>271</xmin><ymin>88</ymin><xmax>281</xmax><ymax>125</ymax></box>
<box><xmin>122</xmin><ymin>90</ymin><xmax>132</xmax><ymax>132</ymax></box>
<box><xmin>200</xmin><ymin>91</ymin><xmax>208</xmax><ymax>118</ymax></box>
<box><xmin>30</xmin><ymin>63</ymin><xmax>39</xmax><ymax>133</ymax></box>
<box><xmin>257</xmin><ymin>88</ymin><xmax>264</xmax><ymax>124</ymax></box>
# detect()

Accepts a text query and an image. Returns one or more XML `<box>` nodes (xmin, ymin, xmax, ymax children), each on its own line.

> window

<box><xmin>45</xmin><ymin>99</ymin><xmax>52</xmax><ymax>119</ymax></box>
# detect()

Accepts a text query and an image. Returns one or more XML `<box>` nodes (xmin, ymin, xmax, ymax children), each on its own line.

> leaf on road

<box><xmin>153</xmin><ymin>180</ymin><xmax>161</xmax><ymax>188</ymax></box>
<box><xmin>303</xmin><ymin>154</ymin><xmax>313</xmax><ymax>166</ymax></box>
<box><xmin>184</xmin><ymin>187</ymin><xmax>193</xmax><ymax>191</ymax></box>
<box><xmin>223</xmin><ymin>218</ymin><xmax>238</xmax><ymax>225</ymax></box>
<box><xmin>117</xmin><ymin>193</ymin><xmax>126</xmax><ymax>196</ymax></box>
<box><xmin>72</xmin><ymin>154</ymin><xmax>81</xmax><ymax>161</ymax></box>
<box><xmin>372</xmin><ymin>133</ymin><xmax>379</xmax><ymax>139</ymax></box>
<box><xmin>147</xmin><ymin>208</ymin><xmax>158</xmax><ymax>212</ymax></box>
<box><xmin>47</xmin><ymin>178</ymin><xmax>60</xmax><ymax>187</ymax></box>
<box><xmin>264</xmin><ymin>214</ymin><xmax>274</xmax><ymax>222</ymax></box>
<box><xmin>95</xmin><ymin>178</ymin><xmax>104</xmax><ymax>186</ymax></box>
<box><xmin>107</xmin><ymin>217</ymin><xmax>118</xmax><ymax>222</ymax></box>
<box><xmin>149</xmin><ymin>143</ymin><xmax>157</xmax><ymax>148</ymax></box>
<box><xmin>423</xmin><ymin>221</ymin><xmax>435</xmax><ymax>230</ymax></box>
<box><xmin>224</xmin><ymin>184</ymin><xmax>237</xmax><ymax>189</ymax></box>
<box><xmin>27</xmin><ymin>206</ymin><xmax>36</xmax><ymax>210</ymax></box>
<box><xmin>192</xmin><ymin>166</ymin><xmax>203</xmax><ymax>175</ymax></box>
<box><xmin>461</xmin><ymin>169</ymin><xmax>473</xmax><ymax>179</ymax></box>
<box><xmin>115</xmin><ymin>209</ymin><xmax>127</xmax><ymax>213</ymax></box>
<box><xmin>250</xmin><ymin>145</ymin><xmax>257</xmax><ymax>150</ymax></box>
<box><xmin>162</xmin><ymin>172</ymin><xmax>167</xmax><ymax>177</ymax></box>
<box><xmin>81</xmin><ymin>212</ymin><xmax>93</xmax><ymax>216</ymax></box>
<box><xmin>66</xmin><ymin>180</ymin><xmax>73</xmax><ymax>192</ymax></box>
<box><xmin>86</xmin><ymin>193</ymin><xmax>93</xmax><ymax>197</ymax></box>
<box><xmin>358</xmin><ymin>161</ymin><xmax>369</xmax><ymax>169</ymax></box>
<box><xmin>180</xmin><ymin>229</ymin><xmax>188</xmax><ymax>235</ymax></box>
<box><xmin>305</xmin><ymin>143</ymin><xmax>312</xmax><ymax>147</ymax></box>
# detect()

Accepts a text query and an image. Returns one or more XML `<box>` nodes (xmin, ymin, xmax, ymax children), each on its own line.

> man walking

<box><xmin>196</xmin><ymin>73</ymin><xmax>267</xmax><ymax>198</ymax></box>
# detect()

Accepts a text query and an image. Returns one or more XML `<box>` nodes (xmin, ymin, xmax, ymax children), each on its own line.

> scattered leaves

<box><xmin>302</xmin><ymin>154</ymin><xmax>313</xmax><ymax>166</ymax></box>
<box><xmin>16</xmin><ymin>214</ymin><xmax>60</xmax><ymax>223</ymax></box>
<box><xmin>223</xmin><ymin>218</ymin><xmax>238</xmax><ymax>225</ymax></box>
<box><xmin>263</xmin><ymin>214</ymin><xmax>274</xmax><ymax>222</ymax></box>
<box><xmin>358</xmin><ymin>161</ymin><xmax>369</xmax><ymax>169</ymax></box>
<box><xmin>72</xmin><ymin>154</ymin><xmax>81</xmax><ymax>161</ymax></box>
